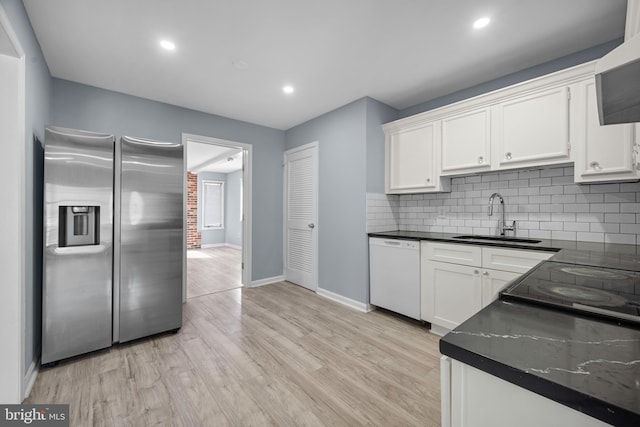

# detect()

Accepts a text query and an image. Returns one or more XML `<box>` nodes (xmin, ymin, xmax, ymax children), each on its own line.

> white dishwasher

<box><xmin>369</xmin><ymin>237</ymin><xmax>420</xmax><ymax>320</ymax></box>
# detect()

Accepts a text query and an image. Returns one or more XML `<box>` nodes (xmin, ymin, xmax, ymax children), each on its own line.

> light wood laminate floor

<box><xmin>27</xmin><ymin>282</ymin><xmax>442</xmax><ymax>426</ymax></box>
<box><xmin>187</xmin><ymin>246</ymin><xmax>242</xmax><ymax>299</ymax></box>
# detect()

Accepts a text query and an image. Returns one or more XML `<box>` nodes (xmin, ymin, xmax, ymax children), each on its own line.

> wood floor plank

<box><xmin>27</xmin><ymin>281</ymin><xmax>442</xmax><ymax>426</ymax></box>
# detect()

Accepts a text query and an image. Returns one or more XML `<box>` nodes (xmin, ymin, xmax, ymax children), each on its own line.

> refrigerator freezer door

<box><xmin>118</xmin><ymin>136</ymin><xmax>183</xmax><ymax>342</ymax></box>
<box><xmin>42</xmin><ymin>126</ymin><xmax>115</xmax><ymax>364</ymax></box>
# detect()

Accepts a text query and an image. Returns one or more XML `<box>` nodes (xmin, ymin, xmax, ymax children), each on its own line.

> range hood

<box><xmin>595</xmin><ymin>32</ymin><xmax>640</xmax><ymax>125</ymax></box>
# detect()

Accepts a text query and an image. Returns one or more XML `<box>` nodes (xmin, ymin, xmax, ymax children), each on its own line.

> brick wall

<box><xmin>367</xmin><ymin>165</ymin><xmax>640</xmax><ymax>245</ymax></box>
<box><xmin>187</xmin><ymin>172</ymin><xmax>201</xmax><ymax>249</ymax></box>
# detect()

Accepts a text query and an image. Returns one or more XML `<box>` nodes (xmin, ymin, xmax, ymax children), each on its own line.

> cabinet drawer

<box><xmin>482</xmin><ymin>247</ymin><xmax>554</xmax><ymax>274</ymax></box>
<box><xmin>424</xmin><ymin>242</ymin><xmax>482</xmax><ymax>267</ymax></box>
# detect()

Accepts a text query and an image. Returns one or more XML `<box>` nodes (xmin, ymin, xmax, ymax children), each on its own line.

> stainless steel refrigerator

<box><xmin>42</xmin><ymin>126</ymin><xmax>184</xmax><ymax>365</ymax></box>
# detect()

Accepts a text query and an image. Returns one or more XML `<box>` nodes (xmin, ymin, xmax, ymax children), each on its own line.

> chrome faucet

<box><xmin>488</xmin><ymin>192</ymin><xmax>515</xmax><ymax>236</ymax></box>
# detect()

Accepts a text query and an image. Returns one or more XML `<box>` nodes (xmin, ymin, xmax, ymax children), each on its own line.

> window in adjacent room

<box><xmin>202</xmin><ymin>180</ymin><xmax>224</xmax><ymax>229</ymax></box>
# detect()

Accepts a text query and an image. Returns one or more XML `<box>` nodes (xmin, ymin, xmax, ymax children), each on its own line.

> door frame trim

<box><xmin>181</xmin><ymin>133</ymin><xmax>253</xmax><ymax>296</ymax></box>
<box><xmin>0</xmin><ymin>3</ymin><xmax>27</xmax><ymax>402</ymax></box>
<box><xmin>283</xmin><ymin>141</ymin><xmax>319</xmax><ymax>291</ymax></box>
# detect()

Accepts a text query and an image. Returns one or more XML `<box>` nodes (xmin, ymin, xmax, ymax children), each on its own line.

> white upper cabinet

<box><xmin>382</xmin><ymin>60</ymin><xmax>640</xmax><ymax>193</ymax></box>
<box><xmin>441</xmin><ymin>107</ymin><xmax>492</xmax><ymax>175</ymax></box>
<box><xmin>574</xmin><ymin>78</ymin><xmax>638</xmax><ymax>183</ymax></box>
<box><xmin>495</xmin><ymin>86</ymin><xmax>571</xmax><ymax>169</ymax></box>
<box><xmin>385</xmin><ymin>120</ymin><xmax>449</xmax><ymax>194</ymax></box>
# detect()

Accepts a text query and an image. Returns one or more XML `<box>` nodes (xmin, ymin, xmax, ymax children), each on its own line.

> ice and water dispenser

<box><xmin>58</xmin><ymin>206</ymin><xmax>100</xmax><ymax>247</ymax></box>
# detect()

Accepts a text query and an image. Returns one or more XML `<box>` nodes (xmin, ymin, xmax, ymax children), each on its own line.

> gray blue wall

<box><xmin>285</xmin><ymin>97</ymin><xmax>397</xmax><ymax>304</ymax></box>
<box><xmin>398</xmin><ymin>39</ymin><xmax>622</xmax><ymax>119</ymax></box>
<box><xmin>366</xmin><ymin>98</ymin><xmax>398</xmax><ymax>193</ymax></box>
<box><xmin>0</xmin><ymin>0</ymin><xmax>52</xmax><ymax>379</ymax></box>
<box><xmin>226</xmin><ymin>170</ymin><xmax>243</xmax><ymax>248</ymax></box>
<box><xmin>52</xmin><ymin>78</ymin><xmax>284</xmax><ymax>281</ymax></box>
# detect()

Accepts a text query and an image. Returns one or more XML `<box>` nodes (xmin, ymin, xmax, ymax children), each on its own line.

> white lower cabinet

<box><xmin>422</xmin><ymin>261</ymin><xmax>482</xmax><ymax>332</ymax></box>
<box><xmin>481</xmin><ymin>269</ymin><xmax>520</xmax><ymax>307</ymax></box>
<box><xmin>441</xmin><ymin>356</ymin><xmax>609</xmax><ymax>427</ymax></box>
<box><xmin>421</xmin><ymin>242</ymin><xmax>553</xmax><ymax>335</ymax></box>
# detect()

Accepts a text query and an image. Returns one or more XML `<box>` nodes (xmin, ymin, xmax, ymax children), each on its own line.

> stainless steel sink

<box><xmin>453</xmin><ymin>235</ymin><xmax>542</xmax><ymax>244</ymax></box>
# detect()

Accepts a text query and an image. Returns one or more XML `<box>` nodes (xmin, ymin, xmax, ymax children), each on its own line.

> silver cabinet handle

<box><xmin>474</xmin><ymin>270</ymin><xmax>480</xmax><ymax>275</ymax></box>
<box><xmin>483</xmin><ymin>271</ymin><xmax>489</xmax><ymax>277</ymax></box>
<box><xmin>478</xmin><ymin>156</ymin><xmax>484</xmax><ymax>164</ymax></box>
<box><xmin>426</xmin><ymin>178</ymin><xmax>431</xmax><ymax>183</ymax></box>
<box><xmin>308</xmin><ymin>223</ymin><xmax>315</xmax><ymax>229</ymax></box>
<box><xmin>505</xmin><ymin>152</ymin><xmax>512</xmax><ymax>160</ymax></box>
<box><xmin>590</xmin><ymin>161</ymin><xmax>602</xmax><ymax>171</ymax></box>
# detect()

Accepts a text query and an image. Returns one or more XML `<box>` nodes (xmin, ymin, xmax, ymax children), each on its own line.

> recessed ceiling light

<box><xmin>160</xmin><ymin>40</ymin><xmax>176</xmax><ymax>51</ymax></box>
<box><xmin>283</xmin><ymin>85</ymin><xmax>294</xmax><ymax>94</ymax></box>
<box><xmin>473</xmin><ymin>17</ymin><xmax>490</xmax><ymax>29</ymax></box>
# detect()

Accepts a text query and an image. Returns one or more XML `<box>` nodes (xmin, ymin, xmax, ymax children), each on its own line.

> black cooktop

<box><xmin>502</xmin><ymin>261</ymin><xmax>640</xmax><ymax>325</ymax></box>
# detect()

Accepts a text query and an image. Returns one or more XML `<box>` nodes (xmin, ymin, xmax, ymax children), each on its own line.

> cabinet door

<box><xmin>574</xmin><ymin>79</ymin><xmax>638</xmax><ymax>183</ymax></box>
<box><xmin>387</xmin><ymin>122</ymin><xmax>439</xmax><ymax>193</ymax></box>
<box><xmin>422</xmin><ymin>260</ymin><xmax>482</xmax><ymax>330</ymax></box>
<box><xmin>496</xmin><ymin>86</ymin><xmax>571</xmax><ymax>168</ymax></box>
<box><xmin>450</xmin><ymin>360</ymin><xmax>610</xmax><ymax>427</ymax></box>
<box><xmin>441</xmin><ymin>108</ymin><xmax>491</xmax><ymax>174</ymax></box>
<box><xmin>481</xmin><ymin>269</ymin><xmax>520</xmax><ymax>307</ymax></box>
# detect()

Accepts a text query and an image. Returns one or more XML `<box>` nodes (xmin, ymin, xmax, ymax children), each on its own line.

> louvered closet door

<box><xmin>284</xmin><ymin>143</ymin><xmax>318</xmax><ymax>291</ymax></box>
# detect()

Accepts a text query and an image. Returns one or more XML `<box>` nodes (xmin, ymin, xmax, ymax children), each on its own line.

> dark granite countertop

<box><xmin>368</xmin><ymin>230</ymin><xmax>640</xmax><ymax>262</ymax></box>
<box><xmin>440</xmin><ymin>300</ymin><xmax>640</xmax><ymax>426</ymax></box>
<box><xmin>368</xmin><ymin>230</ymin><xmax>640</xmax><ymax>425</ymax></box>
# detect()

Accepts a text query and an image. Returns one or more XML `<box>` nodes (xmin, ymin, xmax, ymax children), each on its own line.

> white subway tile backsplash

<box><xmin>367</xmin><ymin>165</ymin><xmax>640</xmax><ymax>244</ymax></box>
<box><xmin>577</xmin><ymin>232</ymin><xmax>605</xmax><ymax>243</ymax></box>
<box><xmin>540</xmin><ymin>168</ymin><xmax>564</xmax><ymax>177</ymax></box>
<box><xmin>590</xmin><ymin>203</ymin><xmax>620</xmax><ymax>213</ymax></box>
<box><xmin>620</xmin><ymin>203</ymin><xmax>640</xmax><ymax>213</ymax></box>
<box><xmin>539</xmin><ymin>185</ymin><xmax>563</xmax><ymax>195</ymax></box>
<box><xmin>590</xmin><ymin>183</ymin><xmax>620</xmax><ymax>193</ymax></box>
<box><xmin>552</xmin><ymin>175</ymin><xmax>573</xmax><ymax>185</ymax></box>
<box><xmin>551</xmin><ymin>194</ymin><xmax>576</xmax><ymax>204</ymax></box>
<box><xmin>564</xmin><ymin>222</ymin><xmax>590</xmax><ymax>232</ymax></box>
<box><xmin>540</xmin><ymin>222</ymin><xmax>563</xmax><ymax>231</ymax></box>
<box><xmin>605</xmin><ymin>214</ymin><xmax>636</xmax><ymax>223</ymax></box>
<box><xmin>621</xmin><ymin>223</ymin><xmax>640</xmax><ymax>234</ymax></box>
<box><xmin>563</xmin><ymin>204</ymin><xmax>590</xmax><ymax>213</ymax></box>
<box><xmin>604</xmin><ymin>193</ymin><xmax>636</xmax><ymax>203</ymax></box>
<box><xmin>552</xmin><ymin>231</ymin><xmax>577</xmax><ymax>241</ymax></box>
<box><xmin>605</xmin><ymin>234</ymin><xmax>637</xmax><ymax>244</ymax></box>
<box><xmin>590</xmin><ymin>223</ymin><xmax>619</xmax><ymax>233</ymax></box>
<box><xmin>540</xmin><ymin>204</ymin><xmax>565</xmax><ymax>213</ymax></box>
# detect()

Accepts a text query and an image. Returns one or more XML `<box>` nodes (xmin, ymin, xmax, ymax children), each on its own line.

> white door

<box><xmin>284</xmin><ymin>143</ymin><xmax>318</xmax><ymax>291</ymax></box>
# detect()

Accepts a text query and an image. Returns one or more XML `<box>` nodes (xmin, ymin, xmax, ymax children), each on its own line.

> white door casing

<box><xmin>284</xmin><ymin>142</ymin><xmax>318</xmax><ymax>291</ymax></box>
<box><xmin>182</xmin><ymin>133</ymin><xmax>253</xmax><ymax>293</ymax></box>
<box><xmin>0</xmin><ymin>4</ymin><xmax>26</xmax><ymax>403</ymax></box>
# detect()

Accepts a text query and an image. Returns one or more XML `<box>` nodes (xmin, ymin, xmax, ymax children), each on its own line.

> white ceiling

<box><xmin>24</xmin><ymin>0</ymin><xmax>627</xmax><ymax>130</ymax></box>
<box><xmin>187</xmin><ymin>141</ymin><xmax>243</xmax><ymax>174</ymax></box>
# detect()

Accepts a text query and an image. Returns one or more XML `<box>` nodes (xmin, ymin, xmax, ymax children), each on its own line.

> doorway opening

<box><xmin>182</xmin><ymin>134</ymin><xmax>252</xmax><ymax>301</ymax></box>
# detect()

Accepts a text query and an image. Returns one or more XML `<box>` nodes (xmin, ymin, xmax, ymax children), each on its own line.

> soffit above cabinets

<box><xmin>23</xmin><ymin>0</ymin><xmax>626</xmax><ymax>130</ymax></box>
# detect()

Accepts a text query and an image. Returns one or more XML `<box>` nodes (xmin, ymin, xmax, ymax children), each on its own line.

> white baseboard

<box><xmin>200</xmin><ymin>243</ymin><xmax>243</xmax><ymax>250</ymax></box>
<box><xmin>22</xmin><ymin>358</ymin><xmax>39</xmax><ymax>400</ymax></box>
<box><xmin>317</xmin><ymin>287</ymin><xmax>373</xmax><ymax>313</ymax></box>
<box><xmin>200</xmin><ymin>243</ymin><xmax>224</xmax><ymax>248</ymax></box>
<box><xmin>249</xmin><ymin>275</ymin><xmax>285</xmax><ymax>288</ymax></box>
